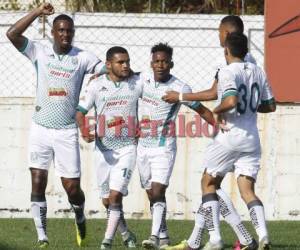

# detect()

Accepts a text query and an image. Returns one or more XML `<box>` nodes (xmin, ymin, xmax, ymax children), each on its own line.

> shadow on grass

<box><xmin>0</xmin><ymin>243</ymin><xmax>21</xmax><ymax>250</ymax></box>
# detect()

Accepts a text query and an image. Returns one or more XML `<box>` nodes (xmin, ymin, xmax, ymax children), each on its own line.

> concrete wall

<box><xmin>0</xmin><ymin>13</ymin><xmax>299</xmax><ymax>220</ymax></box>
<box><xmin>0</xmin><ymin>98</ymin><xmax>299</xmax><ymax>220</ymax></box>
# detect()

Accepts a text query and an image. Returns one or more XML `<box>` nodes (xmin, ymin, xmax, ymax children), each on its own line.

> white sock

<box><xmin>31</xmin><ymin>201</ymin><xmax>48</xmax><ymax>241</ymax></box>
<box><xmin>118</xmin><ymin>210</ymin><xmax>128</xmax><ymax>235</ymax></box>
<box><xmin>159</xmin><ymin>204</ymin><xmax>169</xmax><ymax>239</ymax></box>
<box><xmin>70</xmin><ymin>203</ymin><xmax>85</xmax><ymax>224</ymax></box>
<box><xmin>151</xmin><ymin>202</ymin><xmax>166</xmax><ymax>237</ymax></box>
<box><xmin>217</xmin><ymin>189</ymin><xmax>253</xmax><ymax>245</ymax></box>
<box><xmin>203</xmin><ymin>194</ymin><xmax>222</xmax><ymax>244</ymax></box>
<box><xmin>187</xmin><ymin>203</ymin><xmax>206</xmax><ymax>249</ymax></box>
<box><xmin>248</xmin><ymin>200</ymin><xmax>268</xmax><ymax>241</ymax></box>
<box><xmin>105</xmin><ymin>205</ymin><xmax>121</xmax><ymax>240</ymax></box>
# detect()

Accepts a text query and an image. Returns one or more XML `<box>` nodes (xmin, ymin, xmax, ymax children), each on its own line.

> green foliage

<box><xmin>0</xmin><ymin>0</ymin><xmax>21</xmax><ymax>10</ymax></box>
<box><xmin>0</xmin><ymin>0</ymin><xmax>265</xmax><ymax>14</ymax></box>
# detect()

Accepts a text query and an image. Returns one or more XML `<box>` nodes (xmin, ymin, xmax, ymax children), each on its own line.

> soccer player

<box><xmin>168</xmin><ymin>33</ymin><xmax>275</xmax><ymax>250</ymax></box>
<box><xmin>138</xmin><ymin>43</ymin><xmax>215</xmax><ymax>249</ymax></box>
<box><xmin>76</xmin><ymin>46</ymin><xmax>142</xmax><ymax>250</ymax></box>
<box><xmin>6</xmin><ymin>3</ymin><xmax>105</xmax><ymax>248</ymax></box>
<box><xmin>163</xmin><ymin>16</ymin><xmax>258</xmax><ymax>250</ymax></box>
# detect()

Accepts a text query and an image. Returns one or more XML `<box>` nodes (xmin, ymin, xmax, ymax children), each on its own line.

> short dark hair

<box><xmin>53</xmin><ymin>14</ymin><xmax>74</xmax><ymax>26</ymax></box>
<box><xmin>106</xmin><ymin>46</ymin><xmax>128</xmax><ymax>60</ymax></box>
<box><xmin>225</xmin><ymin>32</ymin><xmax>248</xmax><ymax>59</ymax></box>
<box><xmin>221</xmin><ymin>15</ymin><xmax>244</xmax><ymax>34</ymax></box>
<box><xmin>151</xmin><ymin>43</ymin><xmax>173</xmax><ymax>58</ymax></box>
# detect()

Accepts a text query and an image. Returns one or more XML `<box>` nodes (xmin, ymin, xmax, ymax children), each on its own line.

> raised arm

<box><xmin>6</xmin><ymin>3</ymin><xmax>54</xmax><ymax>50</ymax></box>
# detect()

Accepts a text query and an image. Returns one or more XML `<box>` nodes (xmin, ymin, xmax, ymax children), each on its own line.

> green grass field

<box><xmin>0</xmin><ymin>219</ymin><xmax>299</xmax><ymax>250</ymax></box>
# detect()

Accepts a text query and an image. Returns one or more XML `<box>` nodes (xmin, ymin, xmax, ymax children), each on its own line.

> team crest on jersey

<box><xmin>71</xmin><ymin>57</ymin><xmax>78</xmax><ymax>66</ymax></box>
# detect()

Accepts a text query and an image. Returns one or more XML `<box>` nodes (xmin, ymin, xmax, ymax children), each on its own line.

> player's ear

<box><xmin>105</xmin><ymin>61</ymin><xmax>111</xmax><ymax>70</ymax></box>
<box><xmin>150</xmin><ymin>60</ymin><xmax>154</xmax><ymax>69</ymax></box>
<box><xmin>170</xmin><ymin>61</ymin><xmax>174</xmax><ymax>69</ymax></box>
<box><xmin>224</xmin><ymin>47</ymin><xmax>229</xmax><ymax>56</ymax></box>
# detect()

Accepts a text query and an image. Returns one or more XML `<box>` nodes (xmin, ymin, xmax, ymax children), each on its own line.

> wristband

<box><xmin>179</xmin><ymin>93</ymin><xmax>183</xmax><ymax>101</ymax></box>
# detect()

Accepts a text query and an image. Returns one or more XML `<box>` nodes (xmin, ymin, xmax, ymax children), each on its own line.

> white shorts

<box><xmin>95</xmin><ymin>145</ymin><xmax>136</xmax><ymax>198</ymax></box>
<box><xmin>203</xmin><ymin>140</ymin><xmax>261</xmax><ymax>180</ymax></box>
<box><xmin>28</xmin><ymin>122</ymin><xmax>81</xmax><ymax>178</ymax></box>
<box><xmin>137</xmin><ymin>144</ymin><xmax>177</xmax><ymax>189</ymax></box>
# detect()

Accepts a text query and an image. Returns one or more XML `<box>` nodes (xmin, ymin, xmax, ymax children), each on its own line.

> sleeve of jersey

<box><xmin>84</xmin><ymin>52</ymin><xmax>105</xmax><ymax>74</ymax></box>
<box><xmin>135</xmin><ymin>72</ymin><xmax>144</xmax><ymax>98</ymax></box>
<box><xmin>218</xmin><ymin>69</ymin><xmax>238</xmax><ymax>99</ymax></box>
<box><xmin>261</xmin><ymin>77</ymin><xmax>275</xmax><ymax>105</ymax></box>
<box><xmin>19</xmin><ymin>38</ymin><xmax>37</xmax><ymax>62</ymax></box>
<box><xmin>77</xmin><ymin>82</ymin><xmax>96</xmax><ymax>114</ymax></box>
<box><xmin>181</xmin><ymin>84</ymin><xmax>203</xmax><ymax>109</ymax></box>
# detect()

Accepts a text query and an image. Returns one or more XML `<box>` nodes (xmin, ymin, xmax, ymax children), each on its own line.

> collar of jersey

<box><xmin>47</xmin><ymin>45</ymin><xmax>74</xmax><ymax>59</ymax></box>
<box><xmin>106</xmin><ymin>74</ymin><xmax>122</xmax><ymax>88</ymax></box>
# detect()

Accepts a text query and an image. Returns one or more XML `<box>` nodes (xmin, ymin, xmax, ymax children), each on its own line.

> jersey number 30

<box><xmin>237</xmin><ymin>82</ymin><xmax>260</xmax><ymax>114</ymax></box>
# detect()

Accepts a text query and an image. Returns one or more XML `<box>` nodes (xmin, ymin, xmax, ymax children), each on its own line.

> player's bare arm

<box><xmin>162</xmin><ymin>79</ymin><xmax>218</xmax><ymax>103</ymax></box>
<box><xmin>75</xmin><ymin>111</ymin><xmax>95</xmax><ymax>143</ymax></box>
<box><xmin>192</xmin><ymin>105</ymin><xmax>215</xmax><ymax>126</ymax></box>
<box><xmin>257</xmin><ymin>101</ymin><xmax>276</xmax><ymax>113</ymax></box>
<box><xmin>6</xmin><ymin>3</ymin><xmax>54</xmax><ymax>50</ymax></box>
<box><xmin>213</xmin><ymin>95</ymin><xmax>238</xmax><ymax>114</ymax></box>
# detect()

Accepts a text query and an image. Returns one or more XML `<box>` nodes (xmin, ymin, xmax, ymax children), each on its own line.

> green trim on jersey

<box><xmin>188</xmin><ymin>101</ymin><xmax>202</xmax><ymax>110</ymax></box>
<box><xmin>106</xmin><ymin>75</ymin><xmax>121</xmax><ymax>88</ymax></box>
<box><xmin>158</xmin><ymin>103</ymin><xmax>179</xmax><ymax>147</ymax></box>
<box><xmin>18</xmin><ymin>37</ymin><xmax>29</xmax><ymax>53</ymax></box>
<box><xmin>261</xmin><ymin>97</ymin><xmax>275</xmax><ymax>105</ymax></box>
<box><xmin>222</xmin><ymin>90</ymin><xmax>238</xmax><ymax>100</ymax></box>
<box><xmin>57</xmin><ymin>54</ymin><xmax>65</xmax><ymax>61</ymax></box>
<box><xmin>34</xmin><ymin>61</ymin><xmax>38</xmax><ymax>88</ymax></box>
<box><xmin>77</xmin><ymin>105</ymin><xmax>88</xmax><ymax>115</ymax></box>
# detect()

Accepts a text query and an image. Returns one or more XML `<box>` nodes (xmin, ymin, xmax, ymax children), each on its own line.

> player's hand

<box><xmin>162</xmin><ymin>91</ymin><xmax>180</xmax><ymax>103</ymax></box>
<box><xmin>213</xmin><ymin>113</ymin><xmax>229</xmax><ymax>133</ymax></box>
<box><xmin>88</xmin><ymin>73</ymin><xmax>101</xmax><ymax>83</ymax></box>
<box><xmin>38</xmin><ymin>3</ymin><xmax>55</xmax><ymax>15</ymax></box>
<box><xmin>82</xmin><ymin>133</ymin><xmax>95</xmax><ymax>143</ymax></box>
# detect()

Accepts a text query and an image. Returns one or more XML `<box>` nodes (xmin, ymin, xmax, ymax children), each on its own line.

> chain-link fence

<box><xmin>0</xmin><ymin>1</ymin><xmax>264</xmax><ymax>97</ymax></box>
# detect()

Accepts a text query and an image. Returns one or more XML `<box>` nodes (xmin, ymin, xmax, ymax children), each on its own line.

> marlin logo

<box><xmin>269</xmin><ymin>13</ymin><xmax>300</xmax><ymax>38</ymax></box>
<box><xmin>99</xmin><ymin>86</ymin><xmax>108</xmax><ymax>91</ymax></box>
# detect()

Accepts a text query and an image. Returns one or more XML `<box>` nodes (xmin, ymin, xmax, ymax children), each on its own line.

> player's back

<box><xmin>216</xmin><ymin>62</ymin><xmax>268</xmax><ymax>152</ymax></box>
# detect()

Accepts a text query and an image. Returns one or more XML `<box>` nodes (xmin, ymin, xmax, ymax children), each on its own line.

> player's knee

<box><xmin>102</xmin><ymin>198</ymin><xmax>109</xmax><ymax>209</ymax></box>
<box><xmin>240</xmin><ymin>189</ymin><xmax>256</xmax><ymax>203</ymax></box>
<box><xmin>64</xmin><ymin>181</ymin><xmax>82</xmax><ymax>198</ymax></box>
<box><xmin>108</xmin><ymin>191</ymin><xmax>123</xmax><ymax>205</ymax></box>
<box><xmin>201</xmin><ymin>173</ymin><xmax>215</xmax><ymax>189</ymax></box>
<box><xmin>151</xmin><ymin>188</ymin><xmax>166</xmax><ymax>202</ymax></box>
<box><xmin>31</xmin><ymin>169</ymin><xmax>47</xmax><ymax>192</ymax></box>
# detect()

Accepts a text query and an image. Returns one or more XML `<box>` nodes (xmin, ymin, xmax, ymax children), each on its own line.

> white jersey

<box><xmin>20</xmin><ymin>38</ymin><xmax>104</xmax><ymax>129</ymax></box>
<box><xmin>215</xmin><ymin>52</ymin><xmax>256</xmax><ymax>80</ymax></box>
<box><xmin>215</xmin><ymin>62</ymin><xmax>274</xmax><ymax>152</ymax></box>
<box><xmin>77</xmin><ymin>74</ymin><xmax>143</xmax><ymax>151</ymax></box>
<box><xmin>138</xmin><ymin>72</ymin><xmax>202</xmax><ymax>148</ymax></box>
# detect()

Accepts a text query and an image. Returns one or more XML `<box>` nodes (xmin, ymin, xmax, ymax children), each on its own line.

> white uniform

<box><xmin>78</xmin><ymin>74</ymin><xmax>143</xmax><ymax>197</ymax></box>
<box><xmin>21</xmin><ymin>38</ymin><xmax>104</xmax><ymax>177</ymax></box>
<box><xmin>203</xmin><ymin>62</ymin><xmax>274</xmax><ymax>180</ymax></box>
<box><xmin>137</xmin><ymin>72</ymin><xmax>202</xmax><ymax>189</ymax></box>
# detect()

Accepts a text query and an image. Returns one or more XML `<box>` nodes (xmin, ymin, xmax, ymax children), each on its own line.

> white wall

<box><xmin>0</xmin><ymin>98</ymin><xmax>299</xmax><ymax>220</ymax></box>
<box><xmin>1</xmin><ymin>13</ymin><xmax>299</xmax><ymax>220</ymax></box>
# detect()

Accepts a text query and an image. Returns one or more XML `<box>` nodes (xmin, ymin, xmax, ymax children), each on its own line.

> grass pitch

<box><xmin>0</xmin><ymin>219</ymin><xmax>299</xmax><ymax>249</ymax></box>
